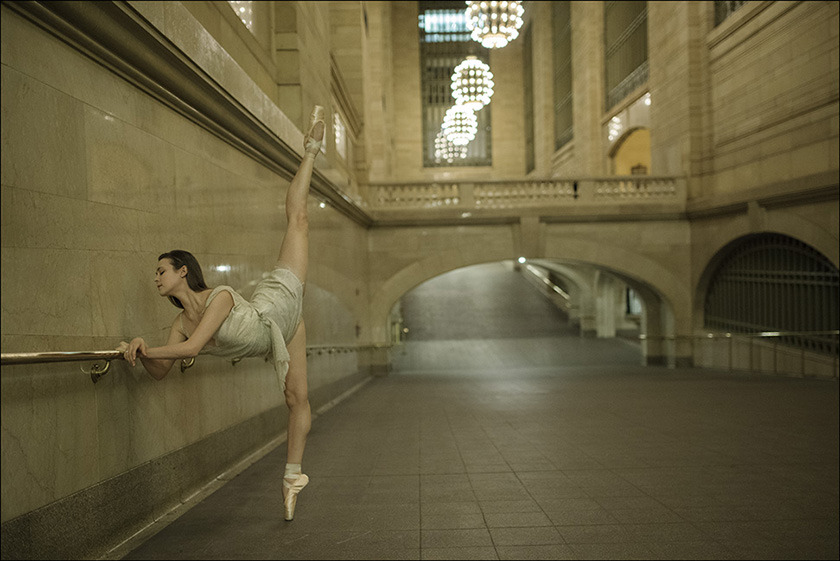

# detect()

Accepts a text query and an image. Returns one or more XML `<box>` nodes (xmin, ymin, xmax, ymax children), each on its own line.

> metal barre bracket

<box><xmin>82</xmin><ymin>360</ymin><xmax>111</xmax><ymax>384</ymax></box>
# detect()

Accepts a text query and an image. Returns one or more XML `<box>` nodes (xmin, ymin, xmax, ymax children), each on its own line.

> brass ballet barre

<box><xmin>0</xmin><ymin>351</ymin><xmax>195</xmax><ymax>383</ymax></box>
<box><xmin>1</xmin><ymin>344</ymin><xmax>392</xmax><ymax>383</ymax></box>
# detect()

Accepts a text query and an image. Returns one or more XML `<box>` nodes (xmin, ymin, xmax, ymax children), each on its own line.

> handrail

<box><xmin>1</xmin><ymin>343</ymin><xmax>392</xmax><ymax>383</ymax></box>
<box><xmin>639</xmin><ymin>330</ymin><xmax>840</xmax><ymax>340</ymax></box>
<box><xmin>1</xmin><ymin>351</ymin><xmax>196</xmax><ymax>383</ymax></box>
<box><xmin>1</xmin><ymin>350</ymin><xmax>124</xmax><ymax>365</ymax></box>
<box><xmin>639</xmin><ymin>330</ymin><xmax>839</xmax><ymax>379</ymax></box>
<box><xmin>305</xmin><ymin>343</ymin><xmax>390</xmax><ymax>356</ymax></box>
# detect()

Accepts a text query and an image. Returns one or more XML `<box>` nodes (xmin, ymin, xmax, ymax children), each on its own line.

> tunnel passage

<box><xmin>391</xmin><ymin>261</ymin><xmax>642</xmax><ymax>373</ymax></box>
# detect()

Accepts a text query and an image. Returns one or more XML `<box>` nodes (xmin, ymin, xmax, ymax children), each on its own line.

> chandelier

<box><xmin>434</xmin><ymin>130</ymin><xmax>469</xmax><ymax>163</ymax></box>
<box><xmin>451</xmin><ymin>56</ymin><xmax>494</xmax><ymax>111</ymax></box>
<box><xmin>465</xmin><ymin>1</ymin><xmax>525</xmax><ymax>49</ymax></box>
<box><xmin>442</xmin><ymin>105</ymin><xmax>478</xmax><ymax>146</ymax></box>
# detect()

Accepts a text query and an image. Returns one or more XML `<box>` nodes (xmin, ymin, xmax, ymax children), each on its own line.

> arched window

<box><xmin>610</xmin><ymin>127</ymin><xmax>650</xmax><ymax>175</ymax></box>
<box><xmin>704</xmin><ymin>233</ymin><xmax>839</xmax><ymax>354</ymax></box>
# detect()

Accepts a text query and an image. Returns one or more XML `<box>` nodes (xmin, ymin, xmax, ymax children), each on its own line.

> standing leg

<box><xmin>282</xmin><ymin>320</ymin><xmax>310</xmax><ymax>521</ymax></box>
<box><xmin>284</xmin><ymin>320</ymin><xmax>310</xmax><ymax>464</ymax></box>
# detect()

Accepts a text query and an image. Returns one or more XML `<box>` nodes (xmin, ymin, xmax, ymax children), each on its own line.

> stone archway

<box><xmin>532</xmin><ymin>258</ymin><xmax>681</xmax><ymax>366</ymax></box>
<box><xmin>370</xmin><ymin>234</ymin><xmax>693</xmax><ymax>367</ymax></box>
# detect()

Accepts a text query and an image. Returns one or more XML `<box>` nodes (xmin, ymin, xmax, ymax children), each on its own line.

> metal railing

<box><xmin>1</xmin><ymin>344</ymin><xmax>391</xmax><ymax>384</ymax></box>
<box><xmin>641</xmin><ymin>331</ymin><xmax>840</xmax><ymax>379</ymax></box>
<box><xmin>0</xmin><ymin>351</ymin><xmax>196</xmax><ymax>383</ymax></box>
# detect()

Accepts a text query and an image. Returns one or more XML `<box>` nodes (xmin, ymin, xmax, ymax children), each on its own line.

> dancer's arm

<box><xmin>119</xmin><ymin>292</ymin><xmax>234</xmax><ymax>379</ymax></box>
<box><xmin>118</xmin><ymin>322</ymin><xmax>185</xmax><ymax>380</ymax></box>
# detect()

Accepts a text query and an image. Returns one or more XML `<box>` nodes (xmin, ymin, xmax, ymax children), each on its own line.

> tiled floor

<box><xmin>120</xmin><ymin>264</ymin><xmax>838</xmax><ymax>559</ymax></box>
<box><xmin>120</xmin><ymin>349</ymin><xmax>839</xmax><ymax>560</ymax></box>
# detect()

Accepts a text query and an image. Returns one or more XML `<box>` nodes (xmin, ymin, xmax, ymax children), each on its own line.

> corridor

<box><xmin>115</xmin><ymin>265</ymin><xmax>839</xmax><ymax>560</ymax></box>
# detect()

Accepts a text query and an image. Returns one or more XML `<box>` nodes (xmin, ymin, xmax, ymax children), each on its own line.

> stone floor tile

<box><xmin>420</xmin><ymin>512</ymin><xmax>487</xmax><ymax>530</ymax></box>
<box><xmin>488</xmin><ymin>526</ymin><xmax>564</xmax><ymax>546</ymax></box>
<box><xmin>421</xmin><ymin>546</ymin><xmax>499</xmax><ymax>560</ymax></box>
<box><xmin>420</xmin><ymin>529</ymin><xmax>494</xmax><ymax>548</ymax></box>
<box><xmin>478</xmin><ymin>499</ymin><xmax>543</xmax><ymax>514</ymax></box>
<box><xmin>483</xmin><ymin>511</ymin><xmax>553</xmax><ymax>528</ymax></box>
<box><xmin>569</xmin><ymin>542</ymin><xmax>655</xmax><ymax>560</ymax></box>
<box><xmin>495</xmin><ymin>544</ymin><xmax>577</xmax><ymax>560</ymax></box>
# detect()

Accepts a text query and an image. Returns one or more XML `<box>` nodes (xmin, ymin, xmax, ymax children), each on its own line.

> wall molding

<box><xmin>3</xmin><ymin>0</ymin><xmax>373</xmax><ymax>227</ymax></box>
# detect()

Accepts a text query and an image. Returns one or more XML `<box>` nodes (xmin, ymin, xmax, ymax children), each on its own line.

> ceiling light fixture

<box><xmin>442</xmin><ymin>105</ymin><xmax>478</xmax><ymax>146</ymax></box>
<box><xmin>451</xmin><ymin>56</ymin><xmax>494</xmax><ymax>111</ymax></box>
<box><xmin>435</xmin><ymin>130</ymin><xmax>469</xmax><ymax>163</ymax></box>
<box><xmin>465</xmin><ymin>0</ymin><xmax>525</xmax><ymax>49</ymax></box>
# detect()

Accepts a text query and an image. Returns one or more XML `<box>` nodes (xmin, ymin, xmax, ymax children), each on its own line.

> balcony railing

<box><xmin>367</xmin><ymin>176</ymin><xmax>684</xmax><ymax>212</ymax></box>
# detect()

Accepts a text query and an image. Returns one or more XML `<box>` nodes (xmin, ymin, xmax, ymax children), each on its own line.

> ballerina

<box><xmin>117</xmin><ymin>105</ymin><xmax>326</xmax><ymax>521</ymax></box>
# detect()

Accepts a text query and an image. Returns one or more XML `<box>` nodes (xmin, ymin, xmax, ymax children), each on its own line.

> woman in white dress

<box><xmin>117</xmin><ymin>106</ymin><xmax>326</xmax><ymax>522</ymax></box>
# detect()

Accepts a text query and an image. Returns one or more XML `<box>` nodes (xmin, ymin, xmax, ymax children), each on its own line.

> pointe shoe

<box><xmin>283</xmin><ymin>473</ymin><xmax>309</xmax><ymax>521</ymax></box>
<box><xmin>304</xmin><ymin>105</ymin><xmax>325</xmax><ymax>155</ymax></box>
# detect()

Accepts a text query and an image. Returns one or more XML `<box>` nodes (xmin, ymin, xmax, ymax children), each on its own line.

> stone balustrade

<box><xmin>367</xmin><ymin>177</ymin><xmax>685</xmax><ymax>213</ymax></box>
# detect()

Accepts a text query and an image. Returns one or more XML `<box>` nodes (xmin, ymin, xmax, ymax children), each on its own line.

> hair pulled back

<box><xmin>158</xmin><ymin>250</ymin><xmax>208</xmax><ymax>309</ymax></box>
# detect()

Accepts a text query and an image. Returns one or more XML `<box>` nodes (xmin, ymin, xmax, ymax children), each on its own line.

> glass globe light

<box><xmin>435</xmin><ymin>130</ymin><xmax>469</xmax><ymax>163</ymax></box>
<box><xmin>451</xmin><ymin>56</ymin><xmax>494</xmax><ymax>111</ymax></box>
<box><xmin>442</xmin><ymin>105</ymin><xmax>478</xmax><ymax>146</ymax></box>
<box><xmin>465</xmin><ymin>0</ymin><xmax>525</xmax><ymax>49</ymax></box>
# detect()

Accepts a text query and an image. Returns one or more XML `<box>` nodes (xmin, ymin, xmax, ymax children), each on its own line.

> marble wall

<box><xmin>0</xmin><ymin>1</ymin><xmax>367</xmax><ymax>530</ymax></box>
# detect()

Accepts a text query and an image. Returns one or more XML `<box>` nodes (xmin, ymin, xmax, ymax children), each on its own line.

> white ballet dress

<box><xmin>186</xmin><ymin>267</ymin><xmax>304</xmax><ymax>390</ymax></box>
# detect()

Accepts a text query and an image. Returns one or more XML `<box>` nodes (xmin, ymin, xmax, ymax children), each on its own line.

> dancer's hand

<box><xmin>122</xmin><ymin>337</ymin><xmax>147</xmax><ymax>367</ymax></box>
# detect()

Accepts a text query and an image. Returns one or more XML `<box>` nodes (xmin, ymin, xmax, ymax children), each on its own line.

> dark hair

<box><xmin>158</xmin><ymin>250</ymin><xmax>208</xmax><ymax>309</ymax></box>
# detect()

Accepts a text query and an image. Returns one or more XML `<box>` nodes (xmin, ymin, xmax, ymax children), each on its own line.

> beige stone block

<box><xmin>128</xmin><ymin>1</ymin><xmax>166</xmax><ymax>32</ymax></box>
<box><xmin>1</xmin><ymin>247</ymin><xmax>92</xmax><ymax>337</ymax></box>
<box><xmin>1</xmin><ymin>362</ymin><xmax>99</xmax><ymax>521</ymax></box>
<box><xmin>1</xmin><ymin>186</ymin><xmax>84</xmax><ymax>251</ymax></box>
<box><xmin>90</xmin><ymin>250</ymin><xmax>165</xmax><ymax>339</ymax></box>
<box><xmin>158</xmin><ymin>359</ymin><xmax>204</xmax><ymax>452</ymax></box>
<box><xmin>96</xmin><ymin>358</ymin><xmax>168</xmax><ymax>478</ymax></box>
<box><xmin>276</xmin><ymin>49</ymin><xmax>303</xmax><ymax>85</ymax></box>
<box><xmin>162</xmin><ymin>2</ymin><xmax>225</xmax><ymax>85</ymax></box>
<box><xmin>0</xmin><ymin>66</ymin><xmax>87</xmax><ymax>199</ymax></box>
<box><xmin>84</xmin><ymin>105</ymin><xmax>177</xmax><ymax>215</ymax></box>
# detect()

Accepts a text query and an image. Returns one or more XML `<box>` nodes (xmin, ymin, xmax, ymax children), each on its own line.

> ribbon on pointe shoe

<box><xmin>304</xmin><ymin>106</ymin><xmax>325</xmax><ymax>155</ymax></box>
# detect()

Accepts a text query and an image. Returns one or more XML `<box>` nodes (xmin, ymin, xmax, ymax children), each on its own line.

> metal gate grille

<box><xmin>704</xmin><ymin>233</ymin><xmax>840</xmax><ymax>354</ymax></box>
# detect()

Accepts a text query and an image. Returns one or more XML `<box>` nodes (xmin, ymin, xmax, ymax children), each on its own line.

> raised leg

<box><xmin>275</xmin><ymin>106</ymin><xmax>325</xmax><ymax>283</ymax></box>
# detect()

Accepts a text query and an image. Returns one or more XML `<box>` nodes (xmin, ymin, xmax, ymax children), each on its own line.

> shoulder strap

<box><xmin>204</xmin><ymin>285</ymin><xmax>237</xmax><ymax>309</ymax></box>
